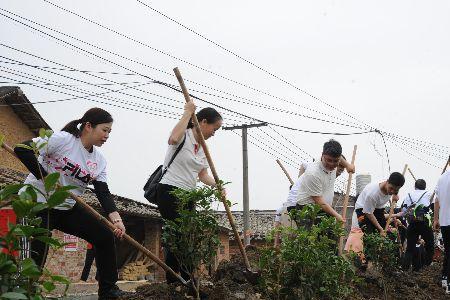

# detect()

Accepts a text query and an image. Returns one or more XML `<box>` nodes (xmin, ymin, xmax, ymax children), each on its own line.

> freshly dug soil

<box><xmin>121</xmin><ymin>249</ymin><xmax>445</xmax><ymax>300</ymax></box>
<box><xmin>121</xmin><ymin>248</ymin><xmax>264</xmax><ymax>300</ymax></box>
<box><xmin>351</xmin><ymin>262</ymin><xmax>444</xmax><ymax>300</ymax></box>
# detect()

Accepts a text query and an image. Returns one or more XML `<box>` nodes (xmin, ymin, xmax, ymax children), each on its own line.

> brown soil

<box><xmin>351</xmin><ymin>262</ymin><xmax>445</xmax><ymax>300</ymax></box>
<box><xmin>121</xmin><ymin>248</ymin><xmax>446</xmax><ymax>300</ymax></box>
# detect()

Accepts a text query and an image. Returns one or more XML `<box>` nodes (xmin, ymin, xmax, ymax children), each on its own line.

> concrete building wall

<box><xmin>0</xmin><ymin>105</ymin><xmax>35</xmax><ymax>172</ymax></box>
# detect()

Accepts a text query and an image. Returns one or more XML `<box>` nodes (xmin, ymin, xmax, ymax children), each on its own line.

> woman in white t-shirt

<box><xmin>14</xmin><ymin>108</ymin><xmax>130</xmax><ymax>300</ymax></box>
<box><xmin>156</xmin><ymin>100</ymin><xmax>223</xmax><ymax>283</ymax></box>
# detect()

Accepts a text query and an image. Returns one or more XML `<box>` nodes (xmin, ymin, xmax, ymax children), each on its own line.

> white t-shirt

<box><xmin>355</xmin><ymin>182</ymin><xmax>390</xmax><ymax>214</ymax></box>
<box><xmin>401</xmin><ymin>189</ymin><xmax>432</xmax><ymax>210</ymax></box>
<box><xmin>296</xmin><ymin>161</ymin><xmax>336</xmax><ymax>206</ymax></box>
<box><xmin>24</xmin><ymin>131</ymin><xmax>107</xmax><ymax>210</ymax></box>
<box><xmin>284</xmin><ymin>162</ymin><xmax>309</xmax><ymax>207</ymax></box>
<box><xmin>160</xmin><ymin>129</ymin><xmax>209</xmax><ymax>190</ymax></box>
<box><xmin>436</xmin><ymin>170</ymin><xmax>450</xmax><ymax>226</ymax></box>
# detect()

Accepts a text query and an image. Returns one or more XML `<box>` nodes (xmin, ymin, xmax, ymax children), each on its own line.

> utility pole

<box><xmin>223</xmin><ymin>122</ymin><xmax>268</xmax><ymax>246</ymax></box>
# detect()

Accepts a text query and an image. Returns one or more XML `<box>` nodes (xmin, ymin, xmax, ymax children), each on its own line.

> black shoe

<box><xmin>98</xmin><ymin>285</ymin><xmax>134</xmax><ymax>299</ymax></box>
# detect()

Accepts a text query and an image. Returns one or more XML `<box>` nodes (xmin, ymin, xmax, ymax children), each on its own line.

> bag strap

<box><xmin>407</xmin><ymin>191</ymin><xmax>428</xmax><ymax>209</ymax></box>
<box><xmin>163</xmin><ymin>134</ymin><xmax>186</xmax><ymax>175</ymax></box>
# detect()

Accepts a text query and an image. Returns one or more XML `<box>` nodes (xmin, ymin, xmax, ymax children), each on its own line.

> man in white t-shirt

<box><xmin>294</xmin><ymin>140</ymin><xmax>354</xmax><ymax>226</ymax></box>
<box><xmin>273</xmin><ymin>157</ymin><xmax>349</xmax><ymax>246</ymax></box>
<box><xmin>354</xmin><ymin>172</ymin><xmax>405</xmax><ymax>236</ymax></box>
<box><xmin>434</xmin><ymin>169</ymin><xmax>450</xmax><ymax>294</ymax></box>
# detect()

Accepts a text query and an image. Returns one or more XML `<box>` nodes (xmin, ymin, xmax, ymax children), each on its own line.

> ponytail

<box><xmin>62</xmin><ymin>108</ymin><xmax>113</xmax><ymax>137</ymax></box>
<box><xmin>61</xmin><ymin>119</ymin><xmax>83</xmax><ymax>137</ymax></box>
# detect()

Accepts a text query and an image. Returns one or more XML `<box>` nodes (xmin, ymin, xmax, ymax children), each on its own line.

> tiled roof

<box><xmin>215</xmin><ymin>210</ymin><xmax>276</xmax><ymax>241</ymax></box>
<box><xmin>0</xmin><ymin>86</ymin><xmax>51</xmax><ymax>134</ymax></box>
<box><xmin>0</xmin><ymin>166</ymin><xmax>161</xmax><ymax>219</ymax></box>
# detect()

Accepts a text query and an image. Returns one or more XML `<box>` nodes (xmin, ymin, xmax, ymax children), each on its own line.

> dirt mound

<box><xmin>121</xmin><ymin>251</ymin><xmax>264</xmax><ymax>300</ymax></box>
<box><xmin>351</xmin><ymin>262</ymin><xmax>444</xmax><ymax>300</ymax></box>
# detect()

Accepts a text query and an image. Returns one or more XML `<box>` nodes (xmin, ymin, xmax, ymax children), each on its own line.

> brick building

<box><xmin>0</xmin><ymin>86</ymin><xmax>230</xmax><ymax>283</ymax></box>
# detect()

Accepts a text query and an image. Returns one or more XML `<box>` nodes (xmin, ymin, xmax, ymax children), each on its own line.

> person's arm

<box><xmin>298</xmin><ymin>164</ymin><xmax>306</xmax><ymax>178</ymax></box>
<box><xmin>198</xmin><ymin>168</ymin><xmax>216</xmax><ymax>187</ymax></box>
<box><xmin>366</xmin><ymin>213</ymin><xmax>385</xmax><ymax>235</ymax></box>
<box><xmin>434</xmin><ymin>198</ymin><xmax>440</xmax><ymax>231</ymax></box>
<box><xmin>168</xmin><ymin>100</ymin><xmax>196</xmax><ymax>145</ymax></box>
<box><xmin>14</xmin><ymin>140</ymin><xmax>48</xmax><ymax>179</ymax></box>
<box><xmin>311</xmin><ymin>195</ymin><xmax>344</xmax><ymax>222</ymax></box>
<box><xmin>92</xmin><ymin>171</ymin><xmax>125</xmax><ymax>238</ymax></box>
<box><xmin>198</xmin><ymin>168</ymin><xmax>226</xmax><ymax>198</ymax></box>
<box><xmin>339</xmin><ymin>157</ymin><xmax>355</xmax><ymax>173</ymax></box>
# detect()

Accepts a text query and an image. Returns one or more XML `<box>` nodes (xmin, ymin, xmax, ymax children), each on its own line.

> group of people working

<box><xmin>11</xmin><ymin>98</ymin><xmax>450</xmax><ymax>298</ymax></box>
<box><xmin>274</xmin><ymin>139</ymin><xmax>450</xmax><ymax>296</ymax></box>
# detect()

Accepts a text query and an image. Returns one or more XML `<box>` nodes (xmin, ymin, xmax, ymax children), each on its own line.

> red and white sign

<box><xmin>63</xmin><ymin>233</ymin><xmax>78</xmax><ymax>252</ymax></box>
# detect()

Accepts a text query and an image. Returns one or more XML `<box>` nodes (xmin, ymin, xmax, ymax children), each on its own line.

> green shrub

<box><xmin>0</xmin><ymin>130</ymin><xmax>71</xmax><ymax>299</ymax></box>
<box><xmin>260</xmin><ymin>204</ymin><xmax>356</xmax><ymax>300</ymax></box>
<box><xmin>161</xmin><ymin>186</ymin><xmax>221</xmax><ymax>298</ymax></box>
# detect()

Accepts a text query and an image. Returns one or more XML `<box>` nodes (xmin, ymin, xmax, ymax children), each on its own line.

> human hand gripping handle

<box><xmin>109</xmin><ymin>211</ymin><xmax>125</xmax><ymax>239</ymax></box>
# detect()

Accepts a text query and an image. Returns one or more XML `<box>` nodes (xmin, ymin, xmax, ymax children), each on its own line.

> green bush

<box><xmin>161</xmin><ymin>186</ymin><xmax>221</xmax><ymax>298</ymax></box>
<box><xmin>0</xmin><ymin>130</ymin><xmax>71</xmax><ymax>299</ymax></box>
<box><xmin>363</xmin><ymin>232</ymin><xmax>398</xmax><ymax>274</ymax></box>
<box><xmin>260</xmin><ymin>204</ymin><xmax>356</xmax><ymax>300</ymax></box>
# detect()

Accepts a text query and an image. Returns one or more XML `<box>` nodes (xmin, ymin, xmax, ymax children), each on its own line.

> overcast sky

<box><xmin>1</xmin><ymin>0</ymin><xmax>449</xmax><ymax>210</ymax></box>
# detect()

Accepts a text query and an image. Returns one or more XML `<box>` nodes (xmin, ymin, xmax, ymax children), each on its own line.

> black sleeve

<box><xmin>14</xmin><ymin>140</ymin><xmax>48</xmax><ymax>180</ymax></box>
<box><xmin>92</xmin><ymin>180</ymin><xmax>117</xmax><ymax>214</ymax></box>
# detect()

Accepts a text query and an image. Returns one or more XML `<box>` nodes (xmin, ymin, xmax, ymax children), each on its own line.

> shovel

<box><xmin>0</xmin><ymin>141</ymin><xmax>193</xmax><ymax>289</ymax></box>
<box><xmin>276</xmin><ymin>159</ymin><xmax>294</xmax><ymax>185</ymax></box>
<box><xmin>338</xmin><ymin>145</ymin><xmax>357</xmax><ymax>256</ymax></box>
<box><xmin>173</xmin><ymin>67</ymin><xmax>260</xmax><ymax>283</ymax></box>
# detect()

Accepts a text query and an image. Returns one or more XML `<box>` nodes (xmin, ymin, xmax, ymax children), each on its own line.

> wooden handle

<box><xmin>407</xmin><ymin>168</ymin><xmax>417</xmax><ymax>181</ymax></box>
<box><xmin>385</xmin><ymin>164</ymin><xmax>408</xmax><ymax>231</ymax></box>
<box><xmin>2</xmin><ymin>141</ymin><xmax>187</xmax><ymax>286</ymax></box>
<box><xmin>276</xmin><ymin>159</ymin><xmax>294</xmax><ymax>185</ymax></box>
<box><xmin>173</xmin><ymin>67</ymin><xmax>252</xmax><ymax>270</ymax></box>
<box><xmin>338</xmin><ymin>145</ymin><xmax>357</xmax><ymax>256</ymax></box>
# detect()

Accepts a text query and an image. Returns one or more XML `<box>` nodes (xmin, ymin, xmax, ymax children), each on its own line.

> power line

<box><xmin>385</xmin><ymin>135</ymin><xmax>441</xmax><ymax>169</ymax></box>
<box><xmin>35</xmin><ymin>1</ymin><xmax>369</xmax><ymax>131</ymax></box>
<box><xmin>134</xmin><ymin>0</ymin><xmax>375</xmax><ymax>131</ymax></box>
<box><xmin>4</xmin><ymin>6</ymin><xmax>446</xmax><ymax>153</ymax></box>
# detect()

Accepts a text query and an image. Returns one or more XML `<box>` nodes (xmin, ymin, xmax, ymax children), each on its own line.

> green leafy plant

<box><xmin>363</xmin><ymin>233</ymin><xmax>398</xmax><ymax>274</ymax></box>
<box><xmin>260</xmin><ymin>204</ymin><xmax>356</xmax><ymax>300</ymax></box>
<box><xmin>363</xmin><ymin>232</ymin><xmax>398</xmax><ymax>300</ymax></box>
<box><xmin>161</xmin><ymin>186</ymin><xmax>221</xmax><ymax>299</ymax></box>
<box><xmin>0</xmin><ymin>130</ymin><xmax>71</xmax><ymax>299</ymax></box>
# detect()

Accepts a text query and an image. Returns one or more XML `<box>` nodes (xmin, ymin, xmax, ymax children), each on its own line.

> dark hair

<box><xmin>388</xmin><ymin>172</ymin><xmax>405</xmax><ymax>188</ymax></box>
<box><xmin>187</xmin><ymin>107</ymin><xmax>222</xmax><ymax>129</ymax></box>
<box><xmin>322</xmin><ymin>139</ymin><xmax>342</xmax><ymax>158</ymax></box>
<box><xmin>415</xmin><ymin>179</ymin><xmax>426</xmax><ymax>190</ymax></box>
<box><xmin>62</xmin><ymin>107</ymin><xmax>113</xmax><ymax>137</ymax></box>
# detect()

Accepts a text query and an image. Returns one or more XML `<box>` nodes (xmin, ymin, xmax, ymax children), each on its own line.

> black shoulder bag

<box><xmin>143</xmin><ymin>135</ymin><xmax>186</xmax><ymax>205</ymax></box>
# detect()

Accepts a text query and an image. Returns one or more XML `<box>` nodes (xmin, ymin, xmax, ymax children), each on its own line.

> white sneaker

<box><xmin>442</xmin><ymin>276</ymin><xmax>448</xmax><ymax>289</ymax></box>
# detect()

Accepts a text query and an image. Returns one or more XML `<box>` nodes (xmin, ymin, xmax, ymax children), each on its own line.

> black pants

<box><xmin>403</xmin><ymin>221</ymin><xmax>434</xmax><ymax>271</ymax></box>
<box><xmin>156</xmin><ymin>183</ymin><xmax>192</xmax><ymax>283</ymax></box>
<box><xmin>442</xmin><ymin>226</ymin><xmax>450</xmax><ymax>278</ymax></box>
<box><xmin>356</xmin><ymin>208</ymin><xmax>386</xmax><ymax>234</ymax></box>
<box><xmin>31</xmin><ymin>204</ymin><xmax>117</xmax><ymax>293</ymax></box>
<box><xmin>80</xmin><ymin>247</ymin><xmax>96</xmax><ymax>281</ymax></box>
